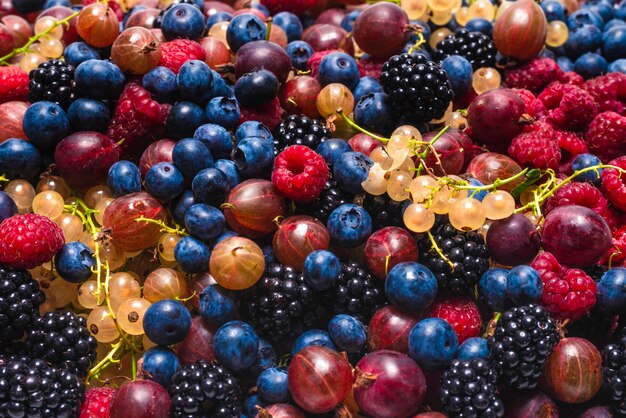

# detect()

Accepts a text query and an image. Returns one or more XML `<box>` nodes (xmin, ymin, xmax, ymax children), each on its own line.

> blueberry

<box><xmin>161</xmin><ymin>3</ymin><xmax>205</xmax><ymax>41</ymax></box>
<box><xmin>408</xmin><ymin>317</ymin><xmax>458</xmax><ymax>372</ymax></box>
<box><xmin>63</xmin><ymin>42</ymin><xmax>100</xmax><ymax>67</ymax></box>
<box><xmin>226</xmin><ymin>13</ymin><xmax>267</xmax><ymax>52</ymax></box>
<box><xmin>318</xmin><ymin>52</ymin><xmax>360</xmax><ymax>90</ymax></box>
<box><xmin>204</xmin><ymin>97</ymin><xmax>240</xmax><ymax>130</ymax></box>
<box><xmin>354</xmin><ymin>92</ymin><xmax>395</xmax><ymax>136</ymax></box>
<box><xmin>457</xmin><ymin>337</ymin><xmax>489</xmax><ymax>360</ymax></box>
<box><xmin>54</xmin><ymin>242</ymin><xmax>95</xmax><ymax>283</ymax></box>
<box><xmin>141</xmin><ymin>346</ymin><xmax>180</xmax><ymax>387</ymax></box>
<box><xmin>23</xmin><ymin>101</ymin><xmax>69</xmax><ymax>150</ymax></box>
<box><xmin>541</xmin><ymin>0</ymin><xmax>566</xmax><ymax>21</ymax></box>
<box><xmin>243</xmin><ymin>394</ymin><xmax>268</xmax><ymax>418</ymax></box>
<box><xmin>143</xmin><ymin>299</ymin><xmax>192</xmax><ymax>346</ymax></box>
<box><xmin>177</xmin><ymin>60</ymin><xmax>214</xmax><ymax>104</ymax></box>
<box><xmin>213</xmin><ymin>320</ymin><xmax>259</xmax><ymax>371</ymax></box>
<box><xmin>174</xmin><ymin>235</ymin><xmax>211</xmax><ymax>274</ymax></box>
<box><xmin>441</xmin><ymin>55</ymin><xmax>473</xmax><ymax>97</ymax></box>
<box><xmin>564</xmin><ymin>24</ymin><xmax>602</xmax><ymax>59</ymax></box>
<box><xmin>0</xmin><ymin>139</ymin><xmax>42</xmax><ymax>181</ymax></box>
<box><xmin>506</xmin><ymin>265</ymin><xmax>543</xmax><ymax>306</ymax></box>
<box><xmin>465</xmin><ymin>18</ymin><xmax>493</xmax><ymax>36</ymax></box>
<box><xmin>234</xmin><ymin>136</ymin><xmax>274</xmax><ymax>178</ymax></box>
<box><xmin>285</xmin><ymin>41</ymin><xmax>314</xmax><ymax>71</ymax></box>
<box><xmin>235</xmin><ymin>121</ymin><xmax>272</xmax><ymax>144</ymax></box>
<box><xmin>479</xmin><ymin>268</ymin><xmax>510</xmax><ymax>311</ymax></box>
<box><xmin>44</xmin><ymin>0</ymin><xmax>71</xmax><ymax>7</ymax></box>
<box><xmin>618</xmin><ymin>0</ymin><xmax>626</xmax><ymax>20</ymax></box>
<box><xmin>234</xmin><ymin>69</ymin><xmax>279</xmax><ymax>108</ymax></box>
<box><xmin>171</xmin><ymin>190</ymin><xmax>197</xmax><ymax>225</ymax></box>
<box><xmin>184</xmin><ymin>203</ymin><xmax>226</xmax><ymax>242</ymax></box>
<box><xmin>568</xmin><ymin>9</ymin><xmax>605</xmax><ymax>30</ymax></box>
<box><xmin>167</xmin><ymin>101</ymin><xmax>206</xmax><ymax>139</ymax></box>
<box><xmin>0</xmin><ymin>191</ymin><xmax>17</xmax><ymax>223</ymax></box>
<box><xmin>194</xmin><ymin>123</ymin><xmax>233</xmax><ymax>159</ymax></box>
<box><xmin>316</xmin><ymin>139</ymin><xmax>352</xmax><ymax>166</ymax></box>
<box><xmin>213</xmin><ymin>159</ymin><xmax>240</xmax><ymax>189</ymax></box>
<box><xmin>602</xmin><ymin>26</ymin><xmax>626</xmax><ymax>62</ymax></box>
<box><xmin>12</xmin><ymin>0</ymin><xmax>45</xmax><ymax>14</ymax></box>
<box><xmin>290</xmin><ymin>329</ymin><xmax>337</xmax><ymax>357</ymax></box>
<box><xmin>108</xmin><ymin>160</ymin><xmax>141</xmax><ymax>197</ymax></box>
<box><xmin>341</xmin><ymin>10</ymin><xmax>361</xmax><ymax>32</ymax></box>
<box><xmin>206</xmin><ymin>11</ymin><xmax>232</xmax><ymax>30</ymax></box>
<box><xmin>574</xmin><ymin>52</ymin><xmax>608</xmax><ymax>79</ymax></box>
<box><xmin>214</xmin><ymin>230</ymin><xmax>239</xmax><ymax>246</ymax></box>
<box><xmin>327</xmin><ymin>204</ymin><xmax>372</xmax><ymax>247</ymax></box>
<box><xmin>556</xmin><ymin>56</ymin><xmax>575</xmax><ymax>72</ymax></box>
<box><xmin>328</xmin><ymin>314</ymin><xmax>367</xmax><ymax>353</ymax></box>
<box><xmin>384</xmin><ymin>262</ymin><xmax>438</xmax><ymax>314</ymax></box>
<box><xmin>67</xmin><ymin>98</ymin><xmax>110</xmax><ymax>132</ymax></box>
<box><xmin>257</xmin><ymin>367</ymin><xmax>289</xmax><ymax>403</ymax></box>
<box><xmin>605</xmin><ymin>18</ymin><xmax>626</xmax><ymax>32</ymax></box>
<box><xmin>142</xmin><ymin>66</ymin><xmax>178</xmax><ymax>103</ymax></box>
<box><xmin>145</xmin><ymin>162</ymin><xmax>185</xmax><ymax>202</ymax></box>
<box><xmin>572</xmin><ymin>153</ymin><xmax>603</xmax><ymax>185</ymax></box>
<box><xmin>609</xmin><ymin>59</ymin><xmax>626</xmax><ymax>73</ymax></box>
<box><xmin>247</xmin><ymin>338</ymin><xmax>277</xmax><ymax>377</ymax></box>
<box><xmin>173</xmin><ymin>138</ymin><xmax>214</xmax><ymax>179</ymax></box>
<box><xmin>273</xmin><ymin>12</ymin><xmax>303</xmax><ymax>42</ymax></box>
<box><xmin>353</xmin><ymin>76</ymin><xmax>383</xmax><ymax>103</ymax></box>
<box><xmin>583</xmin><ymin>0</ymin><xmax>614</xmax><ymax>22</ymax></box>
<box><xmin>597</xmin><ymin>268</ymin><xmax>626</xmax><ymax>314</ymax></box>
<box><xmin>303</xmin><ymin>250</ymin><xmax>341</xmax><ymax>291</ymax></box>
<box><xmin>333</xmin><ymin>151</ymin><xmax>373</xmax><ymax>194</ymax></box>
<box><xmin>198</xmin><ymin>284</ymin><xmax>235</xmax><ymax>325</ymax></box>
<box><xmin>192</xmin><ymin>167</ymin><xmax>231</xmax><ymax>205</ymax></box>
<box><xmin>210</xmin><ymin>69</ymin><xmax>233</xmax><ymax>98</ymax></box>
<box><xmin>75</xmin><ymin>60</ymin><xmax>125</xmax><ymax>100</ymax></box>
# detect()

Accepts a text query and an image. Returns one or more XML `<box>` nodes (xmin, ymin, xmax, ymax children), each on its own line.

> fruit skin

<box><xmin>596</xmin><ymin>268</ymin><xmax>626</xmax><ymax>314</ymax></box>
<box><xmin>333</xmin><ymin>151</ymin><xmax>374</xmax><ymax>194</ymax></box>
<box><xmin>303</xmin><ymin>249</ymin><xmax>341</xmax><ymax>291</ymax></box>
<box><xmin>428</xmin><ymin>296</ymin><xmax>481</xmax><ymax>344</ymax></box>
<box><xmin>175</xmin><ymin>315</ymin><xmax>217</xmax><ymax>364</ymax></box>
<box><xmin>486</xmin><ymin>214</ymin><xmax>541</xmax><ymax>266</ymax></box>
<box><xmin>540</xmin><ymin>337</ymin><xmax>603</xmax><ymax>404</ymax></box>
<box><xmin>290</xmin><ymin>329</ymin><xmax>337</xmax><ymax>357</ymax></box>
<box><xmin>0</xmin><ymin>138</ymin><xmax>42</xmax><ymax>182</ymax></box>
<box><xmin>328</xmin><ymin>314</ymin><xmax>367</xmax><ymax>353</ymax></box>
<box><xmin>75</xmin><ymin>59</ymin><xmax>125</xmax><ymax>100</ymax></box>
<box><xmin>260</xmin><ymin>0</ymin><xmax>317</xmax><ymax>15</ymax></box>
<box><xmin>505</xmin><ymin>58</ymin><xmax>565</xmax><ymax>94</ymax></box>
<box><xmin>0</xmin><ymin>66</ymin><xmax>29</xmax><ymax>103</ymax></box>
<box><xmin>54</xmin><ymin>241</ymin><xmax>96</xmax><ymax>284</ymax></box>
<box><xmin>367</xmin><ymin>306</ymin><xmax>420</xmax><ymax>354</ymax></box>
<box><xmin>213</xmin><ymin>320</ymin><xmax>259</xmax><ymax>372</ymax></box>
<box><xmin>586</xmin><ymin>111</ymin><xmax>626</xmax><ymax>163</ymax></box>
<box><xmin>273</xmin><ymin>216</ymin><xmax>330</xmax><ymax>271</ymax></box>
<box><xmin>508</xmin><ymin>123</ymin><xmax>561</xmax><ymax>170</ymax></box>
<box><xmin>500</xmin><ymin>389</ymin><xmax>558</xmax><ymax>418</ymax></box>
<box><xmin>493</xmin><ymin>0</ymin><xmax>548</xmax><ymax>62</ymax></box>
<box><xmin>68</xmin><ymin>98</ymin><xmax>111</xmax><ymax>133</ymax></box>
<box><xmin>479</xmin><ymin>268</ymin><xmax>510</xmax><ymax>312</ymax></box>
<box><xmin>235</xmin><ymin>69</ymin><xmax>279</xmax><ymax>108</ymax></box>
<box><xmin>143</xmin><ymin>299</ymin><xmax>192</xmax><ymax>346</ymax></box>
<box><xmin>257</xmin><ymin>367</ymin><xmax>289</xmax><ymax>403</ymax></box>
<box><xmin>161</xmin><ymin>3</ymin><xmax>205</xmax><ymax>41</ymax></box>
<box><xmin>537</xmin><ymin>83</ymin><xmax>598</xmax><ymax>132</ymax></box>
<box><xmin>109</xmin><ymin>380</ymin><xmax>171</xmax><ymax>418</ymax></box>
<box><xmin>408</xmin><ymin>317</ymin><xmax>458</xmax><ymax>372</ymax></box>
<box><xmin>457</xmin><ymin>337</ymin><xmax>489</xmax><ymax>360</ymax></box>
<box><xmin>140</xmin><ymin>346</ymin><xmax>180</xmax><ymax>388</ymax></box>
<box><xmin>0</xmin><ymin>213</ymin><xmax>65</xmax><ymax>269</ymax></box>
<box><xmin>327</xmin><ymin>203</ymin><xmax>372</xmax><ymax>248</ymax></box>
<box><xmin>364</xmin><ymin>226</ymin><xmax>419</xmax><ymax>280</ymax></box>
<box><xmin>385</xmin><ymin>262</ymin><xmax>438</xmax><ymax>315</ymax></box>
<box><xmin>0</xmin><ymin>265</ymin><xmax>45</xmax><ymax>345</ymax></box>
<box><xmin>352</xmin><ymin>2</ymin><xmax>409</xmax><ymax>59</ymax></box>
<box><xmin>226</xmin><ymin>13</ymin><xmax>267</xmax><ymax>53</ymax></box>
<box><xmin>506</xmin><ymin>265</ymin><xmax>543</xmax><ymax>306</ymax></box>
<box><xmin>80</xmin><ymin>387</ymin><xmax>116</xmax><ymax>418</ymax></box>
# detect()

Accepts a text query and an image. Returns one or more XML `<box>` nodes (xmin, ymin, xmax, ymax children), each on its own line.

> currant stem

<box><xmin>135</xmin><ymin>215</ymin><xmax>188</xmax><ymax>236</ymax></box>
<box><xmin>0</xmin><ymin>174</ymin><xmax>8</xmax><ymax>183</ymax></box>
<box><xmin>427</xmin><ymin>230</ymin><xmax>455</xmax><ymax>270</ymax></box>
<box><xmin>265</xmin><ymin>17</ymin><xmax>273</xmax><ymax>41</ymax></box>
<box><xmin>336</xmin><ymin>109</ymin><xmax>390</xmax><ymax>143</ymax></box>
<box><xmin>452</xmin><ymin>168</ymin><xmax>530</xmax><ymax>191</ymax></box>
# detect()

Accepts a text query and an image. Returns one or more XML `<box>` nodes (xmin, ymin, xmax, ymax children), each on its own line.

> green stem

<box><xmin>135</xmin><ymin>215</ymin><xmax>188</xmax><ymax>236</ymax></box>
<box><xmin>427</xmin><ymin>230</ymin><xmax>454</xmax><ymax>270</ymax></box>
<box><xmin>131</xmin><ymin>350</ymin><xmax>137</xmax><ymax>381</ymax></box>
<box><xmin>0</xmin><ymin>174</ymin><xmax>8</xmax><ymax>183</ymax></box>
<box><xmin>337</xmin><ymin>110</ymin><xmax>390</xmax><ymax>143</ymax></box>
<box><xmin>453</xmin><ymin>168</ymin><xmax>529</xmax><ymax>191</ymax></box>
<box><xmin>265</xmin><ymin>17</ymin><xmax>273</xmax><ymax>41</ymax></box>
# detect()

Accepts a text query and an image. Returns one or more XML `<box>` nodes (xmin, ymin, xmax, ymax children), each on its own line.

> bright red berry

<box><xmin>602</xmin><ymin>156</ymin><xmax>626</xmax><ymax>212</ymax></box>
<box><xmin>0</xmin><ymin>66</ymin><xmax>29</xmax><ymax>104</ymax></box>
<box><xmin>531</xmin><ymin>252</ymin><xmax>597</xmax><ymax>320</ymax></box>
<box><xmin>505</xmin><ymin>58</ymin><xmax>564</xmax><ymax>94</ymax></box>
<box><xmin>584</xmin><ymin>72</ymin><xmax>626</xmax><ymax>115</ymax></box>
<box><xmin>0</xmin><ymin>214</ymin><xmax>65</xmax><ymax>269</ymax></box>
<box><xmin>508</xmin><ymin>122</ymin><xmax>561</xmax><ymax>169</ymax></box>
<box><xmin>536</xmin><ymin>83</ymin><xmax>598</xmax><ymax>132</ymax></box>
<box><xmin>79</xmin><ymin>387</ymin><xmax>116</xmax><ymax>418</ymax></box>
<box><xmin>601</xmin><ymin>225</ymin><xmax>626</xmax><ymax>266</ymax></box>
<box><xmin>427</xmin><ymin>296</ymin><xmax>481</xmax><ymax>344</ymax></box>
<box><xmin>158</xmin><ymin>39</ymin><xmax>206</xmax><ymax>74</ymax></box>
<box><xmin>554</xmin><ymin>129</ymin><xmax>588</xmax><ymax>173</ymax></box>
<box><xmin>585</xmin><ymin>111</ymin><xmax>626</xmax><ymax>163</ymax></box>
<box><xmin>559</xmin><ymin>71</ymin><xmax>584</xmax><ymax>86</ymax></box>
<box><xmin>272</xmin><ymin>145</ymin><xmax>329</xmax><ymax>203</ymax></box>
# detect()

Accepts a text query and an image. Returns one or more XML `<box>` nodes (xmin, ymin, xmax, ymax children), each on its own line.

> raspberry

<box><xmin>83</xmin><ymin>0</ymin><xmax>123</xmax><ymax>21</ymax></box>
<box><xmin>560</xmin><ymin>71</ymin><xmax>584</xmax><ymax>86</ymax></box>
<box><xmin>601</xmin><ymin>226</ymin><xmax>626</xmax><ymax>266</ymax></box>
<box><xmin>508</xmin><ymin>122</ymin><xmax>561</xmax><ymax>169</ymax></box>
<box><xmin>585</xmin><ymin>111</ymin><xmax>626</xmax><ymax>162</ymax></box>
<box><xmin>428</xmin><ymin>296</ymin><xmax>481</xmax><ymax>344</ymax></box>
<box><xmin>545</xmin><ymin>182</ymin><xmax>607</xmax><ymax>214</ymax></box>
<box><xmin>602</xmin><ymin>156</ymin><xmax>626</xmax><ymax>212</ymax></box>
<box><xmin>80</xmin><ymin>387</ymin><xmax>116</xmax><ymax>418</ymax></box>
<box><xmin>505</xmin><ymin>58</ymin><xmax>564</xmax><ymax>94</ymax></box>
<box><xmin>554</xmin><ymin>129</ymin><xmax>588</xmax><ymax>173</ymax></box>
<box><xmin>584</xmin><ymin>72</ymin><xmax>626</xmax><ymax>115</ymax></box>
<box><xmin>531</xmin><ymin>252</ymin><xmax>597</xmax><ymax>320</ymax></box>
<box><xmin>106</xmin><ymin>82</ymin><xmax>170</xmax><ymax>159</ymax></box>
<box><xmin>536</xmin><ymin>83</ymin><xmax>598</xmax><ymax>131</ymax></box>
<box><xmin>0</xmin><ymin>66</ymin><xmax>29</xmax><ymax>104</ymax></box>
<box><xmin>158</xmin><ymin>39</ymin><xmax>206</xmax><ymax>74</ymax></box>
<box><xmin>272</xmin><ymin>145</ymin><xmax>329</xmax><ymax>203</ymax></box>
<box><xmin>0</xmin><ymin>214</ymin><xmax>64</xmax><ymax>269</ymax></box>
<box><xmin>359</xmin><ymin>54</ymin><xmax>386</xmax><ymax>79</ymax></box>
<box><xmin>238</xmin><ymin>97</ymin><xmax>284</xmax><ymax>131</ymax></box>
<box><xmin>512</xmin><ymin>88</ymin><xmax>537</xmax><ymax>114</ymax></box>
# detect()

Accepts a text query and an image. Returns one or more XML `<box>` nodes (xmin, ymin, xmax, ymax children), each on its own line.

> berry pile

<box><xmin>0</xmin><ymin>0</ymin><xmax>624</xmax><ymax>416</ymax></box>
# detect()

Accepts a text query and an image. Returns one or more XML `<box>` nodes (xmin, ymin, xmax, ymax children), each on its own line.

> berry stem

<box><xmin>427</xmin><ymin>230</ymin><xmax>455</xmax><ymax>270</ymax></box>
<box><xmin>135</xmin><ymin>215</ymin><xmax>188</xmax><ymax>236</ymax></box>
<box><xmin>265</xmin><ymin>17</ymin><xmax>273</xmax><ymax>41</ymax></box>
<box><xmin>452</xmin><ymin>168</ymin><xmax>530</xmax><ymax>191</ymax></box>
<box><xmin>0</xmin><ymin>174</ymin><xmax>8</xmax><ymax>183</ymax></box>
<box><xmin>336</xmin><ymin>109</ymin><xmax>390</xmax><ymax>143</ymax></box>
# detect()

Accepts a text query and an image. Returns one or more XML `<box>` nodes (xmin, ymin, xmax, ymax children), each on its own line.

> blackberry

<box><xmin>440</xmin><ymin>358</ymin><xmax>504</xmax><ymax>418</ymax></box>
<box><xmin>168</xmin><ymin>360</ymin><xmax>242</xmax><ymax>417</ymax></box>
<box><xmin>0</xmin><ymin>265</ymin><xmax>45</xmax><ymax>344</ymax></box>
<box><xmin>603</xmin><ymin>328</ymin><xmax>626</xmax><ymax>415</ymax></box>
<box><xmin>25</xmin><ymin>311</ymin><xmax>97</xmax><ymax>378</ymax></box>
<box><xmin>0</xmin><ymin>357</ymin><xmax>84</xmax><ymax>418</ymax></box>
<box><xmin>27</xmin><ymin>59</ymin><xmax>77</xmax><ymax>108</ymax></box>
<box><xmin>362</xmin><ymin>194</ymin><xmax>405</xmax><ymax>230</ymax></box>
<box><xmin>379</xmin><ymin>53</ymin><xmax>453</xmax><ymax>123</ymax></box>
<box><xmin>489</xmin><ymin>304</ymin><xmax>560</xmax><ymax>390</ymax></box>
<box><xmin>433</xmin><ymin>29</ymin><xmax>498</xmax><ymax>70</ymax></box>
<box><xmin>295</xmin><ymin>176</ymin><xmax>354</xmax><ymax>223</ymax></box>
<box><xmin>418</xmin><ymin>218</ymin><xmax>490</xmax><ymax>293</ymax></box>
<box><xmin>273</xmin><ymin>114</ymin><xmax>330</xmax><ymax>154</ymax></box>
<box><xmin>237</xmin><ymin>263</ymin><xmax>318</xmax><ymax>343</ymax></box>
<box><xmin>319</xmin><ymin>261</ymin><xmax>387</xmax><ymax>322</ymax></box>
<box><xmin>583</xmin><ymin>264</ymin><xmax>608</xmax><ymax>282</ymax></box>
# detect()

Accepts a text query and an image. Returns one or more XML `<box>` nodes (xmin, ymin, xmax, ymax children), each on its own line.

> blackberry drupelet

<box><xmin>362</xmin><ymin>194</ymin><xmax>405</xmax><ymax>230</ymax></box>
<box><xmin>489</xmin><ymin>304</ymin><xmax>560</xmax><ymax>390</ymax></box>
<box><xmin>379</xmin><ymin>53</ymin><xmax>453</xmax><ymax>123</ymax></box>
<box><xmin>237</xmin><ymin>263</ymin><xmax>318</xmax><ymax>343</ymax></box>
<box><xmin>603</xmin><ymin>328</ymin><xmax>626</xmax><ymax>415</ymax></box>
<box><xmin>28</xmin><ymin>59</ymin><xmax>77</xmax><ymax>108</ymax></box>
<box><xmin>319</xmin><ymin>261</ymin><xmax>387</xmax><ymax>322</ymax></box>
<box><xmin>168</xmin><ymin>360</ymin><xmax>242</xmax><ymax>418</ymax></box>
<box><xmin>273</xmin><ymin>114</ymin><xmax>331</xmax><ymax>154</ymax></box>
<box><xmin>583</xmin><ymin>264</ymin><xmax>608</xmax><ymax>282</ymax></box>
<box><xmin>25</xmin><ymin>311</ymin><xmax>97</xmax><ymax>378</ymax></box>
<box><xmin>433</xmin><ymin>29</ymin><xmax>498</xmax><ymax>70</ymax></box>
<box><xmin>0</xmin><ymin>357</ymin><xmax>85</xmax><ymax>418</ymax></box>
<box><xmin>0</xmin><ymin>265</ymin><xmax>45</xmax><ymax>345</ymax></box>
<box><xmin>419</xmin><ymin>218</ymin><xmax>490</xmax><ymax>293</ymax></box>
<box><xmin>295</xmin><ymin>175</ymin><xmax>354</xmax><ymax>223</ymax></box>
<box><xmin>440</xmin><ymin>358</ymin><xmax>504</xmax><ymax>418</ymax></box>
